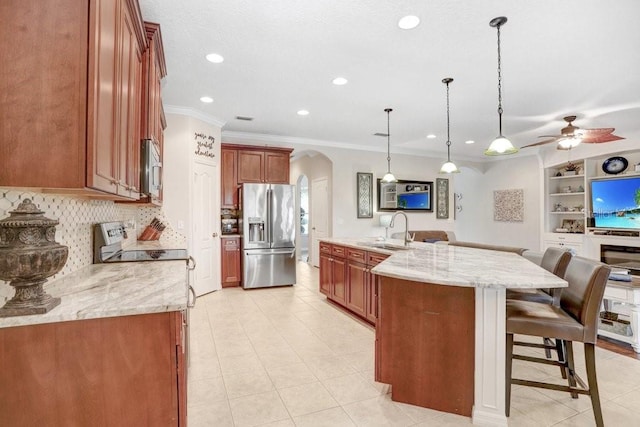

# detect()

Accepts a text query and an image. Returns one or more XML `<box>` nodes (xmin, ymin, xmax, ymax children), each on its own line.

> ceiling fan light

<box><xmin>381</xmin><ymin>172</ymin><xmax>397</xmax><ymax>183</ymax></box>
<box><xmin>558</xmin><ymin>137</ymin><xmax>582</xmax><ymax>149</ymax></box>
<box><xmin>439</xmin><ymin>161</ymin><xmax>460</xmax><ymax>174</ymax></box>
<box><xmin>485</xmin><ymin>136</ymin><xmax>519</xmax><ymax>156</ymax></box>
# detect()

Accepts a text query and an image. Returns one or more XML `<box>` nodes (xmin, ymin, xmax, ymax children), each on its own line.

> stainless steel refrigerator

<box><xmin>241</xmin><ymin>183</ymin><xmax>296</xmax><ymax>288</ymax></box>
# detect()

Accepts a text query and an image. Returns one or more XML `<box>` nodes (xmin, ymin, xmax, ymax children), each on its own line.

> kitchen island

<box><xmin>0</xmin><ymin>260</ymin><xmax>189</xmax><ymax>426</ymax></box>
<box><xmin>319</xmin><ymin>238</ymin><xmax>567</xmax><ymax>427</ymax></box>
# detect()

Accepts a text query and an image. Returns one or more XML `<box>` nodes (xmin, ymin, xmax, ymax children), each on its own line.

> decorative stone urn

<box><xmin>0</xmin><ymin>199</ymin><xmax>68</xmax><ymax>317</ymax></box>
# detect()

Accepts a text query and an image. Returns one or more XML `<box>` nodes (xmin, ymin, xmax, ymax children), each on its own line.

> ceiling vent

<box><xmin>374</xmin><ymin>133</ymin><xmax>388</xmax><ymax>137</ymax></box>
<box><xmin>235</xmin><ymin>116</ymin><xmax>254</xmax><ymax>121</ymax></box>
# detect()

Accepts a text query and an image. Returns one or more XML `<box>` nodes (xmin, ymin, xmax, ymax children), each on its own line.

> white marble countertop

<box><xmin>320</xmin><ymin>237</ymin><xmax>567</xmax><ymax>289</ymax></box>
<box><xmin>0</xmin><ymin>260</ymin><xmax>188</xmax><ymax>329</ymax></box>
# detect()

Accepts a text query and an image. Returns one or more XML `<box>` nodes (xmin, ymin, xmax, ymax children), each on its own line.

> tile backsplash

<box><xmin>0</xmin><ymin>189</ymin><xmax>186</xmax><ymax>291</ymax></box>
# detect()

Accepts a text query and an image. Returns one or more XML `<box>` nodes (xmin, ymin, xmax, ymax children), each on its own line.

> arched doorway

<box><xmin>297</xmin><ymin>175</ymin><xmax>309</xmax><ymax>262</ymax></box>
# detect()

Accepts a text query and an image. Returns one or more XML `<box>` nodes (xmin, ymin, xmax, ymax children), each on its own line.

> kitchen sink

<box><xmin>356</xmin><ymin>242</ymin><xmax>411</xmax><ymax>251</ymax></box>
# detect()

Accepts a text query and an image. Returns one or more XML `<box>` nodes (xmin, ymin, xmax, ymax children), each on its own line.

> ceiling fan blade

<box><xmin>582</xmin><ymin>134</ymin><xmax>625</xmax><ymax>144</ymax></box>
<box><xmin>580</xmin><ymin>128</ymin><xmax>615</xmax><ymax>136</ymax></box>
<box><xmin>520</xmin><ymin>138</ymin><xmax>558</xmax><ymax>149</ymax></box>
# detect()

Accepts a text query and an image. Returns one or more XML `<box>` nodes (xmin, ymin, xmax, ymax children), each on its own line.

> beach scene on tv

<box><xmin>592</xmin><ymin>177</ymin><xmax>640</xmax><ymax>230</ymax></box>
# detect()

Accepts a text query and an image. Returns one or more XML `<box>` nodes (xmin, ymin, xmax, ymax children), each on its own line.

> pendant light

<box><xmin>439</xmin><ymin>78</ymin><xmax>460</xmax><ymax>174</ymax></box>
<box><xmin>485</xmin><ymin>16</ymin><xmax>519</xmax><ymax>156</ymax></box>
<box><xmin>381</xmin><ymin>108</ymin><xmax>397</xmax><ymax>183</ymax></box>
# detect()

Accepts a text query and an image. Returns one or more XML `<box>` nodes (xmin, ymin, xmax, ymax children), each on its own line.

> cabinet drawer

<box><xmin>223</xmin><ymin>238</ymin><xmax>239</xmax><ymax>249</ymax></box>
<box><xmin>347</xmin><ymin>248</ymin><xmax>366</xmax><ymax>263</ymax></box>
<box><xmin>368</xmin><ymin>253</ymin><xmax>390</xmax><ymax>266</ymax></box>
<box><xmin>604</xmin><ymin>285</ymin><xmax>632</xmax><ymax>303</ymax></box>
<box><xmin>320</xmin><ymin>242</ymin><xmax>332</xmax><ymax>254</ymax></box>
<box><xmin>332</xmin><ymin>245</ymin><xmax>346</xmax><ymax>257</ymax></box>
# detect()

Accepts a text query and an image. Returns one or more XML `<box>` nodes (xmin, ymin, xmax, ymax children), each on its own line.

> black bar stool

<box><xmin>505</xmin><ymin>256</ymin><xmax>611</xmax><ymax>427</ymax></box>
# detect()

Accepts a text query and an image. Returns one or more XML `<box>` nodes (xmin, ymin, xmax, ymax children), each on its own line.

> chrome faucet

<box><xmin>390</xmin><ymin>211</ymin><xmax>414</xmax><ymax>246</ymax></box>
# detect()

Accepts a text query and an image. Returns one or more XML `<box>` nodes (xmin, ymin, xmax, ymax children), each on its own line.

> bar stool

<box><xmin>505</xmin><ymin>256</ymin><xmax>611</xmax><ymax>427</ymax></box>
<box><xmin>507</xmin><ymin>247</ymin><xmax>572</xmax><ymax>360</ymax></box>
<box><xmin>506</xmin><ymin>247</ymin><xmax>572</xmax><ymax>305</ymax></box>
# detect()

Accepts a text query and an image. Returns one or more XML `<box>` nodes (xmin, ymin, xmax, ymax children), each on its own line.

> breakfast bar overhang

<box><xmin>371</xmin><ymin>243</ymin><xmax>568</xmax><ymax>427</ymax></box>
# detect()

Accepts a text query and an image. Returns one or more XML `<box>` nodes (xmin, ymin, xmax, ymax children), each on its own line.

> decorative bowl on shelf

<box><xmin>0</xmin><ymin>199</ymin><xmax>68</xmax><ymax>317</ymax></box>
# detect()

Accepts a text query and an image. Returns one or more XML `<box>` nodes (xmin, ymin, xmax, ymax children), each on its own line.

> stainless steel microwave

<box><xmin>141</xmin><ymin>139</ymin><xmax>162</xmax><ymax>199</ymax></box>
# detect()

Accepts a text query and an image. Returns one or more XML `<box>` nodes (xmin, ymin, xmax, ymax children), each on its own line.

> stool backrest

<box><xmin>540</xmin><ymin>247</ymin><xmax>572</xmax><ymax>277</ymax></box>
<box><xmin>560</xmin><ymin>256</ymin><xmax>611</xmax><ymax>343</ymax></box>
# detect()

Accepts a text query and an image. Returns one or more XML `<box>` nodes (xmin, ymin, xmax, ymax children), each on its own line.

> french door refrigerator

<box><xmin>241</xmin><ymin>183</ymin><xmax>296</xmax><ymax>288</ymax></box>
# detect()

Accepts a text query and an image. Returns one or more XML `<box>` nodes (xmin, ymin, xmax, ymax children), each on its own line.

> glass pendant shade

<box><xmin>439</xmin><ymin>161</ymin><xmax>459</xmax><ymax>174</ymax></box>
<box><xmin>381</xmin><ymin>172</ymin><xmax>397</xmax><ymax>183</ymax></box>
<box><xmin>557</xmin><ymin>136</ymin><xmax>582</xmax><ymax>149</ymax></box>
<box><xmin>485</xmin><ymin>135</ymin><xmax>518</xmax><ymax>156</ymax></box>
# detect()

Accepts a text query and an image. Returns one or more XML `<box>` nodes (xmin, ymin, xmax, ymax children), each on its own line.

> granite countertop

<box><xmin>320</xmin><ymin>237</ymin><xmax>567</xmax><ymax>290</ymax></box>
<box><xmin>0</xmin><ymin>260</ymin><xmax>188</xmax><ymax>329</ymax></box>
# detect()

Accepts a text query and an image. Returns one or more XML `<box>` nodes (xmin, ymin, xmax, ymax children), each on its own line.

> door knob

<box><xmin>212</xmin><ymin>232</ymin><xmax>218</xmax><ymax>238</ymax></box>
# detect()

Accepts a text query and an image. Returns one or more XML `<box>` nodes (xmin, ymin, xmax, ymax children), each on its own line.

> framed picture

<box><xmin>436</xmin><ymin>178</ymin><xmax>449</xmax><ymax>219</ymax></box>
<box><xmin>356</xmin><ymin>172</ymin><xmax>373</xmax><ymax>218</ymax></box>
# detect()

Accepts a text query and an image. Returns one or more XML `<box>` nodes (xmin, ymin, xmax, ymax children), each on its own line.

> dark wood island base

<box><xmin>375</xmin><ymin>276</ymin><xmax>475</xmax><ymax>416</ymax></box>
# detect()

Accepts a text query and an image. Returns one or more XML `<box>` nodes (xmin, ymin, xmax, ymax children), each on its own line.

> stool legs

<box><xmin>585</xmin><ymin>343</ymin><xmax>604</xmax><ymax>427</ymax></box>
<box><xmin>506</xmin><ymin>333</ymin><xmax>514</xmax><ymax>417</ymax></box>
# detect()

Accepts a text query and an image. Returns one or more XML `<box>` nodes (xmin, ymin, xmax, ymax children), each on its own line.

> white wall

<box><xmin>455</xmin><ymin>155</ymin><xmax>543</xmax><ymax>250</ymax></box>
<box><xmin>163</xmin><ymin>112</ymin><xmax>222</xmax><ymax>247</ymax></box>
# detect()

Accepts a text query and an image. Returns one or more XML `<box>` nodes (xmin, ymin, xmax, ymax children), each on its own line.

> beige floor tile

<box><xmin>224</xmin><ymin>368</ymin><xmax>274</xmax><ymax>399</ymax></box>
<box><xmin>392</xmin><ymin>398</ymin><xmax>447</xmax><ymax>423</ymax></box>
<box><xmin>188</xmin><ymin>356</ymin><xmax>222</xmax><ymax>380</ymax></box>
<box><xmin>303</xmin><ymin>354</ymin><xmax>357</xmax><ymax>380</ymax></box>
<box><xmin>342</xmin><ymin>394</ymin><xmax>415</xmax><ymax>426</ymax></box>
<box><xmin>322</xmin><ymin>372</ymin><xmax>382</xmax><ymax>405</ymax></box>
<box><xmin>292</xmin><ymin>406</ymin><xmax>356</xmax><ymax>427</ymax></box>
<box><xmin>552</xmin><ymin>400</ymin><xmax>640</xmax><ymax>426</ymax></box>
<box><xmin>277</xmin><ymin>381</ymin><xmax>339</xmax><ymax>417</ymax></box>
<box><xmin>610</xmin><ymin>386</ymin><xmax>640</xmax><ymax>415</ymax></box>
<box><xmin>228</xmin><ymin>390</ymin><xmax>291</xmax><ymax>427</ymax></box>
<box><xmin>257</xmin><ymin>347</ymin><xmax>303</xmax><ymax>369</ymax></box>
<box><xmin>214</xmin><ymin>336</ymin><xmax>255</xmax><ymax>357</ymax></box>
<box><xmin>218</xmin><ymin>351</ymin><xmax>263</xmax><ymax>375</ymax></box>
<box><xmin>266</xmin><ymin>361</ymin><xmax>318</xmax><ymax>389</ymax></box>
<box><xmin>510</xmin><ymin>386</ymin><xmax>579</xmax><ymax>424</ymax></box>
<box><xmin>187</xmin><ymin>376</ymin><xmax>227</xmax><ymax>407</ymax></box>
<box><xmin>187</xmin><ymin>399</ymin><xmax>234</xmax><ymax>427</ymax></box>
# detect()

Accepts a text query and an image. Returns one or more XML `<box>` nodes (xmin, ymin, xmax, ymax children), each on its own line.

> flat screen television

<box><xmin>377</xmin><ymin>179</ymin><xmax>433</xmax><ymax>212</ymax></box>
<box><xmin>591</xmin><ymin>176</ymin><xmax>640</xmax><ymax>230</ymax></box>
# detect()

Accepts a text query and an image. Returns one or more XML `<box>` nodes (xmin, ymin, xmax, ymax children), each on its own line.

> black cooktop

<box><xmin>102</xmin><ymin>249</ymin><xmax>189</xmax><ymax>263</ymax></box>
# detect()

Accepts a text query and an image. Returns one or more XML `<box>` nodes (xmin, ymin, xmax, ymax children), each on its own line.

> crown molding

<box><xmin>164</xmin><ymin>105</ymin><xmax>227</xmax><ymax>128</ymax></box>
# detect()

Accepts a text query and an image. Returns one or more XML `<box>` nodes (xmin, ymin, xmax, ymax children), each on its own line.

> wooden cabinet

<box><xmin>319</xmin><ymin>243</ymin><xmax>389</xmax><ymax>325</ymax></box>
<box><xmin>221</xmin><ymin>149</ymin><xmax>239</xmax><ymax>208</ymax></box>
<box><xmin>140</xmin><ymin>22</ymin><xmax>167</xmax><ymax>146</ymax></box>
<box><xmin>0</xmin><ymin>0</ymin><xmax>147</xmax><ymax>200</ymax></box>
<box><xmin>318</xmin><ymin>242</ymin><xmax>346</xmax><ymax>305</ymax></box>
<box><xmin>0</xmin><ymin>311</ymin><xmax>187</xmax><ymax>426</ymax></box>
<box><xmin>264</xmin><ymin>151</ymin><xmax>291</xmax><ymax>183</ymax></box>
<box><xmin>221</xmin><ymin>236</ymin><xmax>241</xmax><ymax>286</ymax></box>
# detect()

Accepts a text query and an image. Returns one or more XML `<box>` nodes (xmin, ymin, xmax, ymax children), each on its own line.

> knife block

<box><xmin>138</xmin><ymin>219</ymin><xmax>164</xmax><ymax>241</ymax></box>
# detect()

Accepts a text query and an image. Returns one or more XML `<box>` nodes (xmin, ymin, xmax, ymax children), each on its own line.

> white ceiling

<box><xmin>139</xmin><ymin>0</ymin><xmax>640</xmax><ymax>161</ymax></box>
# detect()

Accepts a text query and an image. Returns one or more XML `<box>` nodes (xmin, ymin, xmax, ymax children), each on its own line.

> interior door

<box><xmin>311</xmin><ymin>177</ymin><xmax>329</xmax><ymax>267</ymax></box>
<box><xmin>191</xmin><ymin>160</ymin><xmax>220</xmax><ymax>296</ymax></box>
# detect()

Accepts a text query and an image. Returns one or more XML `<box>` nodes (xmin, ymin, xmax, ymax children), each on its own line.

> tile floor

<box><xmin>187</xmin><ymin>262</ymin><xmax>640</xmax><ymax>426</ymax></box>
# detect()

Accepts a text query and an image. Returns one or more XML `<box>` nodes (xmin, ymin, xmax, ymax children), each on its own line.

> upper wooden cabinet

<box><xmin>140</xmin><ymin>22</ymin><xmax>167</xmax><ymax>144</ymax></box>
<box><xmin>221</xmin><ymin>144</ymin><xmax>293</xmax><ymax>208</ymax></box>
<box><xmin>237</xmin><ymin>147</ymin><xmax>292</xmax><ymax>184</ymax></box>
<box><xmin>221</xmin><ymin>149</ymin><xmax>238</xmax><ymax>208</ymax></box>
<box><xmin>0</xmin><ymin>0</ymin><xmax>147</xmax><ymax>200</ymax></box>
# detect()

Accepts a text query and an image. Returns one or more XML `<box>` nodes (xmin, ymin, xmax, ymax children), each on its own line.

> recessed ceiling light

<box><xmin>398</xmin><ymin>15</ymin><xmax>420</xmax><ymax>30</ymax></box>
<box><xmin>200</xmin><ymin>96</ymin><xmax>214</xmax><ymax>103</ymax></box>
<box><xmin>465</xmin><ymin>140</ymin><xmax>475</xmax><ymax>144</ymax></box>
<box><xmin>205</xmin><ymin>53</ymin><xmax>224</xmax><ymax>63</ymax></box>
<box><xmin>332</xmin><ymin>77</ymin><xmax>348</xmax><ymax>85</ymax></box>
<box><xmin>426</xmin><ymin>134</ymin><xmax>436</xmax><ymax>139</ymax></box>
<box><xmin>297</xmin><ymin>110</ymin><xmax>309</xmax><ymax>116</ymax></box>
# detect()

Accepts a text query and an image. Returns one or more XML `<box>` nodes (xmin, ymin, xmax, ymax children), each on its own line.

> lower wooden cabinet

<box><xmin>319</xmin><ymin>243</ymin><xmax>388</xmax><ymax>325</ymax></box>
<box><xmin>221</xmin><ymin>236</ymin><xmax>241</xmax><ymax>287</ymax></box>
<box><xmin>0</xmin><ymin>311</ymin><xmax>187</xmax><ymax>426</ymax></box>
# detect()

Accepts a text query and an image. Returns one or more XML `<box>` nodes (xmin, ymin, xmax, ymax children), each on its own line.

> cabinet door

<box><xmin>221</xmin><ymin>237</ymin><xmax>241</xmax><ymax>286</ymax></box>
<box><xmin>117</xmin><ymin>1</ymin><xmax>142</xmax><ymax>198</ymax></box>
<box><xmin>221</xmin><ymin>149</ymin><xmax>238</xmax><ymax>208</ymax></box>
<box><xmin>319</xmin><ymin>253</ymin><xmax>332</xmax><ymax>296</ymax></box>
<box><xmin>365</xmin><ymin>272</ymin><xmax>378</xmax><ymax>324</ymax></box>
<box><xmin>237</xmin><ymin>150</ymin><xmax>265</xmax><ymax>183</ymax></box>
<box><xmin>87</xmin><ymin>0</ymin><xmax>120</xmax><ymax>194</ymax></box>
<box><xmin>174</xmin><ymin>311</ymin><xmax>187</xmax><ymax>426</ymax></box>
<box><xmin>331</xmin><ymin>257</ymin><xmax>347</xmax><ymax>306</ymax></box>
<box><xmin>264</xmin><ymin>151</ymin><xmax>290</xmax><ymax>183</ymax></box>
<box><xmin>347</xmin><ymin>260</ymin><xmax>367</xmax><ymax>317</ymax></box>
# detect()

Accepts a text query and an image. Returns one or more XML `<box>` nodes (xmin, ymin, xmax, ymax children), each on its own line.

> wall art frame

<box><xmin>356</xmin><ymin>172</ymin><xmax>373</xmax><ymax>218</ymax></box>
<box><xmin>436</xmin><ymin>178</ymin><xmax>449</xmax><ymax>219</ymax></box>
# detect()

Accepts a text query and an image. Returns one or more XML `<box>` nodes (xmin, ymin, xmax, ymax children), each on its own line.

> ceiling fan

<box><xmin>521</xmin><ymin>115</ymin><xmax>624</xmax><ymax>150</ymax></box>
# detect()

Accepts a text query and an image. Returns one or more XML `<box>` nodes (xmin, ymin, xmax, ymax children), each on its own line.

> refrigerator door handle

<box><xmin>245</xmin><ymin>249</ymin><xmax>296</xmax><ymax>257</ymax></box>
<box><xmin>267</xmin><ymin>187</ymin><xmax>273</xmax><ymax>245</ymax></box>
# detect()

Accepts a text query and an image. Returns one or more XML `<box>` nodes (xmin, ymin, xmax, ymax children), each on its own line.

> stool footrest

<box><xmin>513</xmin><ymin>353</ymin><xmax>564</xmax><ymax>367</ymax></box>
<box><xmin>512</xmin><ymin>378</ymin><xmax>590</xmax><ymax>396</ymax></box>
